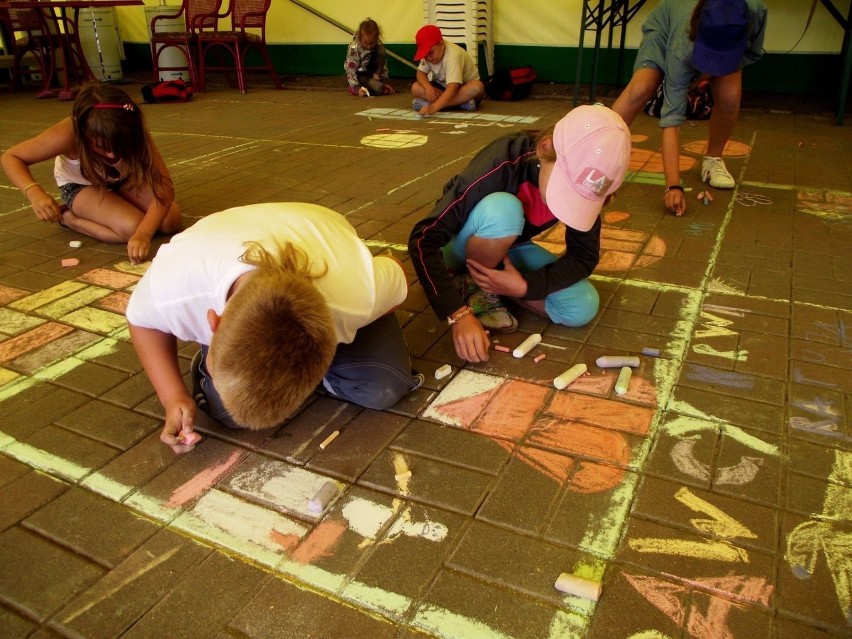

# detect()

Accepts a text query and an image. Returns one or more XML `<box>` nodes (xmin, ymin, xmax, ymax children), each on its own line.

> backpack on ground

<box><xmin>486</xmin><ymin>66</ymin><xmax>537</xmax><ymax>101</ymax></box>
<box><xmin>141</xmin><ymin>79</ymin><xmax>194</xmax><ymax>104</ymax></box>
<box><xmin>644</xmin><ymin>79</ymin><xmax>713</xmax><ymax>120</ymax></box>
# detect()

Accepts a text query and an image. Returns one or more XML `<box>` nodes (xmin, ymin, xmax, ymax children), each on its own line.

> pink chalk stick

<box><xmin>534</xmin><ymin>353</ymin><xmax>546</xmax><ymax>363</ymax></box>
<box><xmin>181</xmin><ymin>431</ymin><xmax>202</xmax><ymax>446</ymax></box>
<box><xmin>493</xmin><ymin>344</ymin><xmax>511</xmax><ymax>353</ymax></box>
<box><xmin>61</xmin><ymin>258</ymin><xmax>80</xmax><ymax>267</ymax></box>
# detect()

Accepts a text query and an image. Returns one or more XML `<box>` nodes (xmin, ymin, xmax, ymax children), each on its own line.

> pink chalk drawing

<box><xmin>166</xmin><ymin>451</ymin><xmax>242</xmax><ymax>508</ymax></box>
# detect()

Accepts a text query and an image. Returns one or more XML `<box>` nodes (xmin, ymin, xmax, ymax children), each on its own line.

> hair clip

<box><xmin>93</xmin><ymin>103</ymin><xmax>135</xmax><ymax>111</ymax></box>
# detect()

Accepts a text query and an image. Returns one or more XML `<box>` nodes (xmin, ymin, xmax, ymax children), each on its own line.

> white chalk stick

<box><xmin>641</xmin><ymin>347</ymin><xmax>661</xmax><ymax>357</ymax></box>
<box><xmin>319</xmin><ymin>430</ymin><xmax>339</xmax><ymax>450</ymax></box>
<box><xmin>553</xmin><ymin>363</ymin><xmax>587</xmax><ymax>390</ymax></box>
<box><xmin>554</xmin><ymin>572</ymin><xmax>602</xmax><ymax>601</ymax></box>
<box><xmin>614</xmin><ymin>366</ymin><xmax>632</xmax><ymax>395</ymax></box>
<box><xmin>596</xmin><ymin>355</ymin><xmax>640</xmax><ymax>368</ymax></box>
<box><xmin>69</xmin><ymin>240</ymin><xmax>82</xmax><ymax>248</ymax></box>
<box><xmin>513</xmin><ymin>333</ymin><xmax>542</xmax><ymax>358</ymax></box>
<box><xmin>308</xmin><ymin>480</ymin><xmax>338</xmax><ymax>513</ymax></box>
<box><xmin>435</xmin><ymin>364</ymin><xmax>452</xmax><ymax>379</ymax></box>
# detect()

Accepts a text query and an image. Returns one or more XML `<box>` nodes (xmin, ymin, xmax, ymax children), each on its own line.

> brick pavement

<box><xmin>0</xmin><ymin>81</ymin><xmax>850</xmax><ymax>639</ymax></box>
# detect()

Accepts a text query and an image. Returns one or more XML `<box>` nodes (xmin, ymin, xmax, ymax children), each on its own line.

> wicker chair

<box><xmin>1</xmin><ymin>7</ymin><xmax>56</xmax><ymax>93</ymax></box>
<box><xmin>150</xmin><ymin>0</ymin><xmax>223</xmax><ymax>87</ymax></box>
<box><xmin>196</xmin><ymin>0</ymin><xmax>281</xmax><ymax>93</ymax></box>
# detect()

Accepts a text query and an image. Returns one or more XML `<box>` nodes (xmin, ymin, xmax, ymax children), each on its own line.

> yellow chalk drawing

<box><xmin>691</xmin><ymin>343</ymin><xmax>748</xmax><ymax>362</ymax></box>
<box><xmin>785</xmin><ymin>450</ymin><xmax>852</xmax><ymax>625</ymax></box>
<box><xmin>694</xmin><ymin>311</ymin><xmax>737</xmax><ymax>339</ymax></box>
<box><xmin>629</xmin><ymin>487</ymin><xmax>756</xmax><ymax>562</ymax></box>
<box><xmin>8</xmin><ymin>281</ymin><xmax>88</xmax><ymax>311</ymax></box>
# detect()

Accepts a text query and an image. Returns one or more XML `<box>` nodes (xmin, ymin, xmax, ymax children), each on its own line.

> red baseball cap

<box><xmin>545</xmin><ymin>105</ymin><xmax>631</xmax><ymax>231</ymax></box>
<box><xmin>414</xmin><ymin>25</ymin><xmax>443</xmax><ymax>61</ymax></box>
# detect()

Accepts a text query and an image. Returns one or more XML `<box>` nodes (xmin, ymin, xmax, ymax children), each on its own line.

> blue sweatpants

<box><xmin>441</xmin><ymin>191</ymin><xmax>599</xmax><ymax>327</ymax></box>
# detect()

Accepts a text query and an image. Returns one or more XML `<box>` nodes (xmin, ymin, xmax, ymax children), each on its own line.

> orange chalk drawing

<box><xmin>269</xmin><ymin>529</ymin><xmax>301</xmax><ymax>552</ymax></box>
<box><xmin>624</xmin><ymin>573</ymin><xmax>773</xmax><ymax>639</ymax></box>
<box><xmin>629</xmin><ymin>148</ymin><xmax>696</xmax><ymax>174</ymax></box>
<box><xmin>291</xmin><ymin>519</ymin><xmax>348</xmax><ymax>564</ymax></box>
<box><xmin>166</xmin><ymin>451</ymin><xmax>242</xmax><ymax>508</ymax></box>
<box><xmin>682</xmin><ymin>139</ymin><xmax>751</xmax><ymax>158</ymax></box>
<box><xmin>474</xmin><ymin>380</ymin><xmax>548</xmax><ymax>441</ymax></box>
<box><xmin>548</xmin><ymin>393</ymin><xmax>654</xmax><ymax>436</ymax></box>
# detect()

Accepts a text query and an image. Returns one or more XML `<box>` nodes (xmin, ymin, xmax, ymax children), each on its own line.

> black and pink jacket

<box><xmin>408</xmin><ymin>131</ymin><xmax>602</xmax><ymax>321</ymax></box>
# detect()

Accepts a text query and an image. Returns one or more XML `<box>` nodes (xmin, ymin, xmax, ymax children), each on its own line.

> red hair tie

<box><xmin>93</xmin><ymin>103</ymin><xmax>134</xmax><ymax>111</ymax></box>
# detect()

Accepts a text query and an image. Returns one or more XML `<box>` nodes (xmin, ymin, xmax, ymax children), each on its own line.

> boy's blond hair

<box><xmin>210</xmin><ymin>241</ymin><xmax>336</xmax><ymax>429</ymax></box>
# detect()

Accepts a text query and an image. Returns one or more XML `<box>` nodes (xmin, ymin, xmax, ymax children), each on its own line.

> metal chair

<box><xmin>196</xmin><ymin>0</ymin><xmax>282</xmax><ymax>93</ymax></box>
<box><xmin>150</xmin><ymin>0</ymin><xmax>223</xmax><ymax>87</ymax></box>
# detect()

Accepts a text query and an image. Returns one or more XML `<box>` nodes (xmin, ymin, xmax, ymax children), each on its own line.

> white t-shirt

<box><xmin>418</xmin><ymin>40</ymin><xmax>479</xmax><ymax>86</ymax></box>
<box><xmin>126</xmin><ymin>203</ymin><xmax>407</xmax><ymax>345</ymax></box>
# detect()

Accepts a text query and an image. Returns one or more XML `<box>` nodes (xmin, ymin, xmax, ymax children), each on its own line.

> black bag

<box><xmin>486</xmin><ymin>66</ymin><xmax>537</xmax><ymax>101</ymax></box>
<box><xmin>644</xmin><ymin>79</ymin><xmax>713</xmax><ymax>120</ymax></box>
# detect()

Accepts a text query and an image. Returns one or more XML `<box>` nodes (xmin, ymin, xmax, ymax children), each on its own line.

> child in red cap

<box><xmin>410</xmin><ymin>24</ymin><xmax>485</xmax><ymax>115</ymax></box>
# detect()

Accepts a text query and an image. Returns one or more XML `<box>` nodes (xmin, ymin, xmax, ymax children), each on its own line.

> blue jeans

<box><xmin>195</xmin><ymin>313</ymin><xmax>419</xmax><ymax>430</ymax></box>
<box><xmin>442</xmin><ymin>191</ymin><xmax>599</xmax><ymax>327</ymax></box>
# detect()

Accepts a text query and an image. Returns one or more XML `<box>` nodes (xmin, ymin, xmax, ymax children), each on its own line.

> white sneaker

<box><xmin>701</xmin><ymin>156</ymin><xmax>735</xmax><ymax>189</ymax></box>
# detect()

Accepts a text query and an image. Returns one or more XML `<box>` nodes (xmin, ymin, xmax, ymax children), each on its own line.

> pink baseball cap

<box><xmin>545</xmin><ymin>105</ymin><xmax>631</xmax><ymax>231</ymax></box>
<box><xmin>414</xmin><ymin>25</ymin><xmax>443</xmax><ymax>61</ymax></box>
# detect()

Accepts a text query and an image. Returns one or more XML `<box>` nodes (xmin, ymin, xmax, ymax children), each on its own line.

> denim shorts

<box><xmin>58</xmin><ymin>177</ymin><xmax>127</xmax><ymax>209</ymax></box>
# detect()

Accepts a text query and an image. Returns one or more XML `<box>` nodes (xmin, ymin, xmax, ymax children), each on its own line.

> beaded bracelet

<box><xmin>447</xmin><ymin>306</ymin><xmax>472</xmax><ymax>325</ymax></box>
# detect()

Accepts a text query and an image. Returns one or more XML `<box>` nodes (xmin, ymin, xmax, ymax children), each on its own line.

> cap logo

<box><xmin>576</xmin><ymin>167</ymin><xmax>612</xmax><ymax>197</ymax></box>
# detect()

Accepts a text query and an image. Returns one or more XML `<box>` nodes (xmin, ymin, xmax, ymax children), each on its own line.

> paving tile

<box><xmin>346</xmin><ymin>502</ymin><xmax>467</xmax><ymax>617</ymax></box>
<box><xmin>527</xmin><ymin>416</ymin><xmax>646</xmax><ymax>472</ymax></box>
<box><xmin>0</xmin><ymin>384</ymin><xmax>89</xmax><ymax>439</ymax></box>
<box><xmin>678</xmin><ymin>363</ymin><xmax>787</xmax><ymax>406</ymax></box>
<box><xmin>22</xmin><ymin>487</ymin><xmax>161</xmax><ymax>569</ymax></box>
<box><xmin>121</xmin><ymin>551</ymin><xmax>269</xmax><ymax>639</ymax></box>
<box><xmin>0</xmin><ymin>605</ymin><xmax>38</xmax><ymax>639</ymax></box>
<box><xmin>448</xmin><ymin>520</ymin><xmax>604</xmax><ymax>610</ymax></box>
<box><xmin>0</xmin><ymin>526</ymin><xmax>104</xmax><ymax>622</ymax></box>
<box><xmin>0</xmin><ymin>323</ymin><xmax>75</xmax><ymax>364</ymax></box>
<box><xmin>55</xmin><ymin>399</ymin><xmax>159</xmax><ymax>450</ymax></box>
<box><xmin>0</xmin><ymin>469</ymin><xmax>68</xmax><ymax>531</ymax></box>
<box><xmin>0</xmin><ymin>455</ymin><xmax>29</xmax><ymax>489</ymax></box>
<box><xmin>10</xmin><ymin>425</ymin><xmax>121</xmax><ymax>481</ymax></box>
<box><xmin>712</xmin><ymin>427</ymin><xmax>783</xmax><ymax>507</ymax></box>
<box><xmin>358</xmin><ymin>448</ymin><xmax>493</xmax><ymax>515</ymax></box>
<box><xmin>390</xmin><ymin>419</ymin><xmax>511</xmax><ymax>474</ymax></box>
<box><xmin>99</xmin><ymin>371</ymin><xmax>157</xmax><ymax>408</ymax></box>
<box><xmin>50</xmin><ymin>529</ymin><xmax>210</xmax><ymax>638</ymax></box>
<box><xmin>228</xmin><ymin>575</ymin><xmax>398</xmax><ymax>639</ymax></box>
<box><xmin>306</xmin><ymin>409</ymin><xmax>411</xmax><ymax>482</ymax></box>
<box><xmin>631</xmin><ymin>476</ymin><xmax>779</xmax><ymax>553</ymax></box>
<box><xmin>259</xmin><ymin>395</ymin><xmax>363</xmax><ymax>464</ymax></box>
<box><xmin>412</xmin><ymin>569</ymin><xmax>570</xmax><ymax>639</ymax></box>
<box><xmin>48</xmin><ymin>359</ymin><xmax>132</xmax><ymax>397</ymax></box>
<box><xmin>643</xmin><ymin>413</ymin><xmax>717</xmax><ymax>489</ymax></box>
<box><xmin>669</xmin><ymin>385</ymin><xmax>786</xmax><ymax>435</ymax></box>
<box><xmin>777</xmin><ymin>512</ymin><xmax>851</xmax><ymax>632</ymax></box>
<box><xmin>125</xmin><ymin>437</ymin><xmax>248</xmax><ymax>521</ymax></box>
<box><xmin>11</xmin><ymin>330</ymin><xmax>104</xmax><ymax>374</ymax></box>
<box><xmin>615</xmin><ymin>517</ymin><xmax>776</xmax><ymax>609</ymax></box>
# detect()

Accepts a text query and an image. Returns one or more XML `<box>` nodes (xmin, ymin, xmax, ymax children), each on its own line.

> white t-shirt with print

<box><xmin>417</xmin><ymin>40</ymin><xmax>479</xmax><ymax>86</ymax></box>
<box><xmin>126</xmin><ymin>202</ymin><xmax>407</xmax><ymax>346</ymax></box>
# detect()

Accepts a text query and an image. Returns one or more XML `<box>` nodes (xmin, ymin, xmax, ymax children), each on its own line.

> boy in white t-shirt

<box><xmin>126</xmin><ymin>202</ymin><xmax>422</xmax><ymax>453</ymax></box>
<box><xmin>411</xmin><ymin>24</ymin><xmax>485</xmax><ymax>115</ymax></box>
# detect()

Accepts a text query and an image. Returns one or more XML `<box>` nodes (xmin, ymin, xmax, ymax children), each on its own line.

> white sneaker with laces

<box><xmin>701</xmin><ymin>156</ymin><xmax>735</xmax><ymax>189</ymax></box>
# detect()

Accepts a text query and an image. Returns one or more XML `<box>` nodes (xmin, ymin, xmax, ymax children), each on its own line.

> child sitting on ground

<box><xmin>0</xmin><ymin>81</ymin><xmax>181</xmax><ymax>265</ymax></box>
<box><xmin>126</xmin><ymin>202</ymin><xmax>422</xmax><ymax>454</ymax></box>
<box><xmin>344</xmin><ymin>18</ymin><xmax>394</xmax><ymax>97</ymax></box>
<box><xmin>411</xmin><ymin>24</ymin><xmax>485</xmax><ymax>115</ymax></box>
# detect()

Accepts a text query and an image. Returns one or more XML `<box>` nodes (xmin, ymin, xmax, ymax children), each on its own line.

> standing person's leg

<box><xmin>611</xmin><ymin>67</ymin><xmax>663</xmax><ymax>127</ymax></box>
<box><xmin>508</xmin><ymin>242</ymin><xmax>600</xmax><ymax>327</ymax></box>
<box><xmin>701</xmin><ymin>70</ymin><xmax>742</xmax><ymax>189</ymax></box>
<box><xmin>322</xmin><ymin>314</ymin><xmax>421</xmax><ymax>410</ymax></box>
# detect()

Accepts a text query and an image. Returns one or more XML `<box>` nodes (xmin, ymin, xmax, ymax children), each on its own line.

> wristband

<box><xmin>447</xmin><ymin>306</ymin><xmax>472</xmax><ymax>325</ymax></box>
<box><xmin>664</xmin><ymin>185</ymin><xmax>684</xmax><ymax>194</ymax></box>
